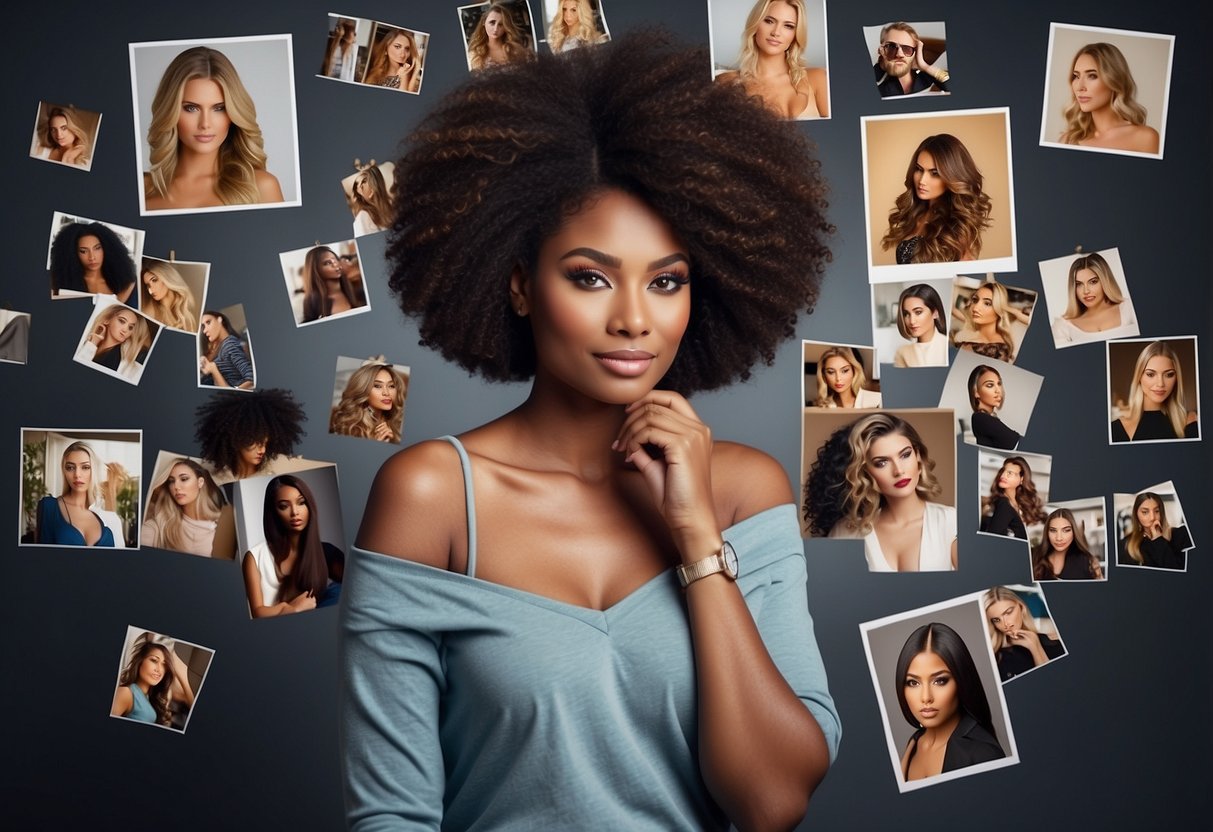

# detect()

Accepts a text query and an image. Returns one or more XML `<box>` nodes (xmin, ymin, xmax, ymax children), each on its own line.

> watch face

<box><xmin>722</xmin><ymin>541</ymin><xmax>739</xmax><ymax>577</ymax></box>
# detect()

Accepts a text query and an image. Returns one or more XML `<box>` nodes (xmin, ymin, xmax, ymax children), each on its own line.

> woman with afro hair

<box><xmin>193</xmin><ymin>389</ymin><xmax>306</xmax><ymax>485</ymax></box>
<box><xmin>340</xmin><ymin>31</ymin><xmax>839</xmax><ymax>830</ymax></box>
<box><xmin>49</xmin><ymin>221</ymin><xmax>138</xmax><ymax>307</ymax></box>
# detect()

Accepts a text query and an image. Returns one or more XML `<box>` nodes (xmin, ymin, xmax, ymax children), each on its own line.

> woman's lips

<box><xmin>919</xmin><ymin>708</ymin><xmax>938</xmax><ymax>719</ymax></box>
<box><xmin>594</xmin><ymin>350</ymin><xmax>655</xmax><ymax>377</ymax></box>
<box><xmin>894</xmin><ymin>477</ymin><xmax>913</xmax><ymax>489</ymax></box>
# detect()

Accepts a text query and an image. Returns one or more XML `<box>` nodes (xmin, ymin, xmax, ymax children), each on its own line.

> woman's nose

<box><xmin>609</xmin><ymin>290</ymin><xmax>650</xmax><ymax>337</ymax></box>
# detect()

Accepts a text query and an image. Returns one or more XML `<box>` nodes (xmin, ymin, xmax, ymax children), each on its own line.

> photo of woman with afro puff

<box><xmin>193</xmin><ymin>389</ymin><xmax>306</xmax><ymax>485</ymax></box>
<box><xmin>341</xmin><ymin>30</ymin><xmax>839</xmax><ymax>830</ymax></box>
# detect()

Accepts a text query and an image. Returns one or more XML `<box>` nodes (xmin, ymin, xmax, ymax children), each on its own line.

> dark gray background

<box><xmin>4</xmin><ymin>1</ymin><xmax>1208</xmax><ymax>828</ymax></box>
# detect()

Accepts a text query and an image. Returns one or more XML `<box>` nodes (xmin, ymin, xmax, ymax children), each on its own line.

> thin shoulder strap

<box><xmin>439</xmin><ymin>435</ymin><xmax>477</xmax><ymax>578</ymax></box>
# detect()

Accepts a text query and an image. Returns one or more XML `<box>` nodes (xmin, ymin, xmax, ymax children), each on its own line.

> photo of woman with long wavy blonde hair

<box><xmin>329</xmin><ymin>359</ymin><xmax>409</xmax><ymax>444</ymax></box>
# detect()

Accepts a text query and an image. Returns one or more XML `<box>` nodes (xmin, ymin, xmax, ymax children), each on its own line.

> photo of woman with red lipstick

<box><xmin>803</xmin><ymin>411</ymin><xmax>957</xmax><ymax>572</ymax></box>
<box><xmin>1108</xmin><ymin>337</ymin><xmax>1200</xmax><ymax>442</ymax></box>
<box><xmin>340</xmin><ymin>33</ymin><xmax>839</xmax><ymax>830</ymax></box>
<box><xmin>805</xmin><ymin>342</ymin><xmax>881</xmax><ymax>408</ymax></box>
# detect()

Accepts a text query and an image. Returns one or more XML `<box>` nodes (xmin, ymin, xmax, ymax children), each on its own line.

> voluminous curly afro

<box><xmin>386</xmin><ymin>29</ymin><xmax>833</xmax><ymax>394</ymax></box>
<box><xmin>193</xmin><ymin>389</ymin><xmax>307</xmax><ymax>475</ymax></box>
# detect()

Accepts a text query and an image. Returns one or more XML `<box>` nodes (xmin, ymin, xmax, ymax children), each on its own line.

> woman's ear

<box><xmin>508</xmin><ymin>265</ymin><xmax>529</xmax><ymax>317</ymax></box>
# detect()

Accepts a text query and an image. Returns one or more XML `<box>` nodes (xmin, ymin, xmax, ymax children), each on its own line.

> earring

<box><xmin>516</xmin><ymin>304</ymin><xmax>526</xmax><ymax>316</ymax></box>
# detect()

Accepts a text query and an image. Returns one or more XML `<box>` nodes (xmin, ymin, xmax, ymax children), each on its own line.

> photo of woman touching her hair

<box><xmin>1032</xmin><ymin>507</ymin><xmax>1104</xmax><ymax>580</ymax></box>
<box><xmin>1109</xmin><ymin>339</ymin><xmax>1200</xmax><ymax>442</ymax></box>
<box><xmin>73</xmin><ymin>301</ymin><xmax>158</xmax><ymax>384</ymax></box>
<box><xmin>979</xmin><ymin>455</ymin><xmax>1046</xmax><ymax>540</ymax></box>
<box><xmin>881</xmin><ymin>133</ymin><xmax>990</xmax><ymax>264</ymax></box>
<box><xmin>983</xmin><ymin>586</ymin><xmax>1066</xmax><ymax>682</ymax></box>
<box><xmin>713</xmin><ymin>0</ymin><xmax>829</xmax><ymax>120</ymax></box>
<box><xmin>341</xmin><ymin>32</ymin><xmax>839</xmax><ymax>830</ymax></box>
<box><xmin>895</xmin><ymin>622</ymin><xmax>1006</xmax><ymax>781</ymax></box>
<box><xmin>805</xmin><ymin>412</ymin><xmax>956</xmax><ymax>572</ymax></box>
<box><xmin>362</xmin><ymin>26</ymin><xmax>424</xmax><ymax>92</ymax></box>
<box><xmin>1117</xmin><ymin>490</ymin><xmax>1192</xmax><ymax>570</ymax></box>
<box><xmin>893</xmin><ymin>283</ymin><xmax>948</xmax><ymax>368</ymax></box>
<box><xmin>138</xmin><ymin>43</ymin><xmax>286</xmax><ymax>211</ymax></box>
<box><xmin>242</xmin><ymin>474</ymin><xmax>342</xmax><ymax>618</ymax></box>
<box><xmin>808</xmin><ymin>344</ymin><xmax>881</xmax><ymax>409</ymax></box>
<box><xmin>49</xmin><ymin>220</ymin><xmax>138</xmax><ymax>306</ymax></box>
<box><xmin>329</xmin><ymin>360</ymin><xmax>408</xmax><ymax>443</ymax></box>
<box><xmin>109</xmin><ymin>628</ymin><xmax>213</xmax><ymax>732</ymax></box>
<box><xmin>348</xmin><ymin>164</ymin><xmax>394</xmax><ymax>236</ymax></box>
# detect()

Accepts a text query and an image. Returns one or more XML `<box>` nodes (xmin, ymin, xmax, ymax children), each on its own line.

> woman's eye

<box><xmin>566</xmin><ymin>269</ymin><xmax>609</xmax><ymax>289</ymax></box>
<box><xmin>933</xmin><ymin>676</ymin><xmax>951</xmax><ymax>686</ymax></box>
<box><xmin>904</xmin><ymin>678</ymin><xmax>918</xmax><ymax>688</ymax></box>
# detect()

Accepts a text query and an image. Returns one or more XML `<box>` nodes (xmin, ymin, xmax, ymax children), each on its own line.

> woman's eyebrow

<box><xmin>558</xmin><ymin>248</ymin><xmax>689</xmax><ymax>271</ymax></box>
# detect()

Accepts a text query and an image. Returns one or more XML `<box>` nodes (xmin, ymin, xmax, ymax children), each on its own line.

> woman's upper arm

<box><xmin>806</xmin><ymin>67</ymin><xmax>829</xmax><ymax>116</ymax></box>
<box><xmin>713</xmin><ymin>442</ymin><xmax>794</xmax><ymax>526</ymax></box>
<box><xmin>256</xmin><ymin>169</ymin><xmax>285</xmax><ymax>203</ymax></box>
<box><xmin>111</xmin><ymin>685</ymin><xmax>132</xmax><ymax>717</ymax></box>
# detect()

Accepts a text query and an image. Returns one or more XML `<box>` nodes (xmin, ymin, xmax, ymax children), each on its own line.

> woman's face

<box><xmin>143</xmin><ymin>270</ymin><xmax>169</xmax><ymax>302</ymax></box>
<box><xmin>49</xmin><ymin>115</ymin><xmax>72</xmax><ymax>147</ymax></box>
<box><xmin>273</xmin><ymin>484</ymin><xmax>310</xmax><ymax>533</ymax></box>
<box><xmin>912</xmin><ymin>150</ymin><xmax>947</xmax><ymax>203</ymax></box>
<box><xmin>974</xmin><ymin>370</ymin><xmax>1003</xmax><ymax>412</ymax></box>
<box><xmin>1073</xmin><ymin>268</ymin><xmax>1106</xmax><ymax>309</ymax></box>
<box><xmin>176</xmin><ymin>78</ymin><xmax>231</xmax><ymax>156</ymax></box>
<box><xmin>166</xmin><ymin>463</ymin><xmax>203</xmax><ymax>508</ymax></box>
<box><xmin>76</xmin><ymin>234</ymin><xmax>104</xmax><ymax>273</ymax></box>
<box><xmin>368</xmin><ymin>369</ymin><xmax>397</xmax><ymax>412</ymax></box>
<box><xmin>520</xmin><ymin>189</ymin><xmax>691</xmax><ymax>406</ymax></box>
<box><xmin>200</xmin><ymin>314</ymin><xmax>222</xmax><ymax>342</ymax></box>
<box><xmin>1071</xmin><ymin>53</ymin><xmax>1111</xmax><ymax>113</ymax></box>
<box><xmin>240</xmin><ymin>438</ymin><xmax>267</xmax><ymax>472</ymax></box>
<box><xmin>63</xmin><ymin>450</ymin><xmax>93</xmax><ymax>494</ymax></box>
<box><xmin>996</xmin><ymin>463</ymin><xmax>1023</xmax><ymax>494</ymax></box>
<box><xmin>388</xmin><ymin>34</ymin><xmax>411</xmax><ymax>66</ymax></box>
<box><xmin>903</xmin><ymin>650</ymin><xmax>959</xmax><ymax>729</ymax></box>
<box><xmin>755</xmin><ymin>1</ymin><xmax>798</xmax><ymax>57</ymax></box>
<box><xmin>986</xmin><ymin>598</ymin><xmax>1025</xmax><ymax>635</ymax></box>
<box><xmin>106</xmin><ymin>310</ymin><xmax>138</xmax><ymax>344</ymax></box>
<box><xmin>968</xmin><ymin>287</ymin><xmax>996</xmax><ymax>326</ymax></box>
<box><xmin>864</xmin><ymin>432</ymin><xmax>920</xmax><ymax>499</ymax></box>
<box><xmin>901</xmin><ymin>297</ymin><xmax>937</xmax><ymax>341</ymax></box>
<box><xmin>1136</xmin><ymin>498</ymin><xmax>1161</xmax><ymax>530</ymax></box>
<box><xmin>1140</xmin><ymin>355</ymin><xmax>1177</xmax><ymax>408</ymax></box>
<box><xmin>137</xmin><ymin>648</ymin><xmax>168</xmax><ymax>689</ymax></box>
<box><xmin>562</xmin><ymin>0</ymin><xmax>579</xmax><ymax>27</ymax></box>
<box><xmin>484</xmin><ymin>11</ymin><xmax>505</xmax><ymax>40</ymax></box>
<box><xmin>317</xmin><ymin>250</ymin><xmax>344</xmax><ymax>281</ymax></box>
<box><xmin>822</xmin><ymin>355</ymin><xmax>855</xmax><ymax>394</ymax></box>
<box><xmin>1047</xmin><ymin>516</ymin><xmax>1074</xmax><ymax>553</ymax></box>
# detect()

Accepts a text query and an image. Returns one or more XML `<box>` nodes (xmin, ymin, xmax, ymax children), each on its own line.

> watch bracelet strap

<box><xmin>677</xmin><ymin>553</ymin><xmax>725</xmax><ymax>587</ymax></box>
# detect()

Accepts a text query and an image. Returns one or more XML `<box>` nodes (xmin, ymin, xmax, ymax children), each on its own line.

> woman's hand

<box><xmin>89</xmin><ymin>324</ymin><xmax>105</xmax><ymax>345</ymax></box>
<box><xmin>1005</xmin><ymin>628</ymin><xmax>1049</xmax><ymax>666</ymax></box>
<box><xmin>613</xmin><ymin>391</ymin><xmax>718</xmax><ymax>560</ymax></box>
<box><xmin>1144</xmin><ymin>520</ymin><xmax>1164</xmax><ymax>540</ymax></box>
<box><xmin>289</xmin><ymin>592</ymin><xmax>318</xmax><ymax>613</ymax></box>
<box><xmin>166</xmin><ymin>647</ymin><xmax>196</xmax><ymax>706</ymax></box>
<box><xmin>372</xmin><ymin>421</ymin><xmax>394</xmax><ymax>442</ymax></box>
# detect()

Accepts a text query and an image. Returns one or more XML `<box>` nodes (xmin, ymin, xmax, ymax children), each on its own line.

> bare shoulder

<box><xmin>355</xmin><ymin>439</ymin><xmax>466</xmax><ymax>569</ymax></box>
<box><xmin>712</xmin><ymin>440</ymin><xmax>794</xmax><ymax>525</ymax></box>
<box><xmin>1127</xmin><ymin>124</ymin><xmax>1160</xmax><ymax>154</ymax></box>
<box><xmin>804</xmin><ymin>66</ymin><xmax>828</xmax><ymax>87</ymax></box>
<box><xmin>715</xmin><ymin>70</ymin><xmax>740</xmax><ymax>85</ymax></box>
<box><xmin>255</xmin><ymin>169</ymin><xmax>285</xmax><ymax>203</ymax></box>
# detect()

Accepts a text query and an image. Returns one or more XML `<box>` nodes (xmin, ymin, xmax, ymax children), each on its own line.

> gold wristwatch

<box><xmin>676</xmin><ymin>541</ymin><xmax>739</xmax><ymax>587</ymax></box>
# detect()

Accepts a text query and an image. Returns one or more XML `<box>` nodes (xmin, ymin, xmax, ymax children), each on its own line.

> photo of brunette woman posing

<box><xmin>1117</xmin><ymin>492</ymin><xmax>1191</xmax><ymax>570</ymax></box>
<box><xmin>1032</xmin><ymin>508</ymin><xmax>1104</xmax><ymax>580</ymax></box>
<box><xmin>342</xmin><ymin>33</ymin><xmax>838</xmax><ymax>830</ymax></box>
<box><xmin>979</xmin><ymin>456</ymin><xmax>1045</xmax><ymax>540</ymax></box>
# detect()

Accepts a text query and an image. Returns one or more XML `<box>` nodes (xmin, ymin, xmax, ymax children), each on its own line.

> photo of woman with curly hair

<box><xmin>1108</xmin><ymin>338</ymin><xmax>1200</xmax><ymax>442</ymax></box>
<box><xmin>711</xmin><ymin>0</ymin><xmax>830</xmax><ymax>120</ymax></box>
<box><xmin>544</xmin><ymin>0</ymin><xmax>609</xmax><ymax>53</ymax></box>
<box><xmin>193</xmin><ymin>388</ymin><xmax>307</xmax><ymax>484</ymax></box>
<box><xmin>341</xmin><ymin>31</ymin><xmax>839</xmax><ymax>829</ymax></box>
<box><xmin>461</xmin><ymin>1</ymin><xmax>536</xmax><ymax>71</ymax></box>
<box><xmin>1032</xmin><ymin>506</ymin><xmax>1105</xmax><ymax>580</ymax></box>
<box><xmin>48</xmin><ymin>218</ymin><xmax>140</xmax><ymax>306</ymax></box>
<box><xmin>329</xmin><ymin>358</ymin><xmax>409</xmax><ymax>444</ymax></box>
<box><xmin>804</xmin><ymin>411</ymin><xmax>956</xmax><ymax>572</ymax></box>
<box><xmin>362</xmin><ymin>25</ymin><xmax>425</xmax><ymax>92</ymax></box>
<box><xmin>979</xmin><ymin>453</ymin><xmax>1048</xmax><ymax>541</ymax></box>
<box><xmin>109</xmin><ymin>627</ymin><xmax>213</xmax><ymax>733</ymax></box>
<box><xmin>130</xmin><ymin>36</ymin><xmax>299</xmax><ymax>213</ymax></box>
<box><xmin>1040</xmin><ymin>25</ymin><xmax>1173</xmax><ymax>158</ymax></box>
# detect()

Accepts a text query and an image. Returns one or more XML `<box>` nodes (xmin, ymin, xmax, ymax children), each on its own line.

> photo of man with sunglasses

<box><xmin>874</xmin><ymin>21</ymin><xmax>950</xmax><ymax>97</ymax></box>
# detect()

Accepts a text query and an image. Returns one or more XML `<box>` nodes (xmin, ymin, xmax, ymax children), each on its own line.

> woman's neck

<box><xmin>917</xmin><ymin>329</ymin><xmax>936</xmax><ymax>344</ymax></box>
<box><xmin>176</xmin><ymin>147</ymin><xmax>221</xmax><ymax>178</ymax></box>
<box><xmin>754</xmin><ymin>50</ymin><xmax>790</xmax><ymax>78</ymax></box>
<box><xmin>835</xmin><ymin>388</ymin><xmax>856</xmax><ymax>407</ymax></box>
<box><xmin>918</xmin><ymin>711</ymin><xmax>961</xmax><ymax>745</ymax></box>
<box><xmin>181</xmin><ymin>501</ymin><xmax>201</xmax><ymax>521</ymax></box>
<box><xmin>1002</xmin><ymin>490</ymin><xmax>1019</xmax><ymax>509</ymax></box>
<box><xmin>1089</xmin><ymin>105</ymin><xmax>1129</xmax><ymax>136</ymax></box>
<box><xmin>61</xmin><ymin>490</ymin><xmax>89</xmax><ymax>510</ymax></box>
<box><xmin>881</xmin><ymin>492</ymin><xmax>926</xmax><ymax>524</ymax></box>
<box><xmin>1142</xmin><ymin>397</ymin><xmax>1164</xmax><ymax>413</ymax></box>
